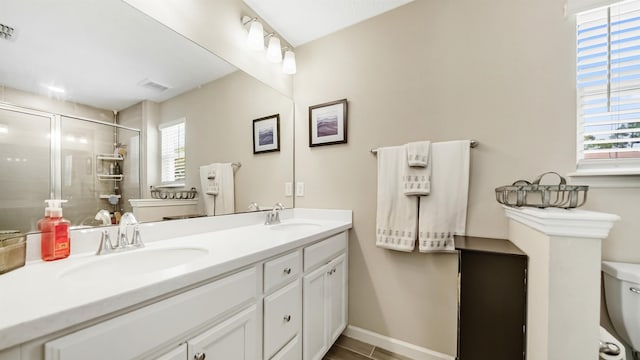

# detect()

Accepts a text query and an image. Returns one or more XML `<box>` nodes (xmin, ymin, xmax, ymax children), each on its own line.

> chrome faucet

<box><xmin>265</xmin><ymin>202</ymin><xmax>284</xmax><ymax>225</ymax></box>
<box><xmin>94</xmin><ymin>209</ymin><xmax>111</xmax><ymax>226</ymax></box>
<box><xmin>96</xmin><ymin>212</ymin><xmax>143</xmax><ymax>255</ymax></box>
<box><xmin>118</xmin><ymin>212</ymin><xmax>138</xmax><ymax>248</ymax></box>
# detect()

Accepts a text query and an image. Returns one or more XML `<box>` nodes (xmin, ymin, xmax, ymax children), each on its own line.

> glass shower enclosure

<box><xmin>0</xmin><ymin>103</ymin><xmax>141</xmax><ymax>233</ymax></box>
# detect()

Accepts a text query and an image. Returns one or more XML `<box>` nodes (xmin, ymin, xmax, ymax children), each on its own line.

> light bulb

<box><xmin>266</xmin><ymin>37</ymin><xmax>282</xmax><ymax>63</ymax></box>
<box><xmin>247</xmin><ymin>20</ymin><xmax>264</xmax><ymax>51</ymax></box>
<box><xmin>282</xmin><ymin>50</ymin><xmax>297</xmax><ymax>75</ymax></box>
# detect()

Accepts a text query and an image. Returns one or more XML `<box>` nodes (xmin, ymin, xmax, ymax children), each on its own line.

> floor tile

<box><xmin>371</xmin><ymin>347</ymin><xmax>414</xmax><ymax>360</ymax></box>
<box><xmin>324</xmin><ymin>345</ymin><xmax>373</xmax><ymax>360</ymax></box>
<box><xmin>335</xmin><ymin>335</ymin><xmax>375</xmax><ymax>356</ymax></box>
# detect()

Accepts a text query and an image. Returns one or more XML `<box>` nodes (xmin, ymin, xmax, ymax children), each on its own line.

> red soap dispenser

<box><xmin>39</xmin><ymin>199</ymin><xmax>70</xmax><ymax>261</ymax></box>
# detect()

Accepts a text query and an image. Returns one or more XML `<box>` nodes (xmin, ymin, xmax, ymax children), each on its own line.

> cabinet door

<box><xmin>188</xmin><ymin>305</ymin><xmax>258</xmax><ymax>360</ymax></box>
<box><xmin>302</xmin><ymin>264</ymin><xmax>329</xmax><ymax>360</ymax></box>
<box><xmin>154</xmin><ymin>344</ymin><xmax>187</xmax><ymax>360</ymax></box>
<box><xmin>327</xmin><ymin>254</ymin><xmax>347</xmax><ymax>344</ymax></box>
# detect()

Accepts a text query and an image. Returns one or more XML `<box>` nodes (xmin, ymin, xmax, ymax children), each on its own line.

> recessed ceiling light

<box><xmin>0</xmin><ymin>124</ymin><xmax>8</xmax><ymax>134</ymax></box>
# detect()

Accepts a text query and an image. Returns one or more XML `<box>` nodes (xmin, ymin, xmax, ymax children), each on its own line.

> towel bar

<box><xmin>370</xmin><ymin>139</ymin><xmax>478</xmax><ymax>154</ymax></box>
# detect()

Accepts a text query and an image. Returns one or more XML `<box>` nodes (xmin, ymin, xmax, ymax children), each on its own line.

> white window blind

<box><xmin>160</xmin><ymin>119</ymin><xmax>185</xmax><ymax>184</ymax></box>
<box><xmin>577</xmin><ymin>1</ymin><xmax>640</xmax><ymax>166</ymax></box>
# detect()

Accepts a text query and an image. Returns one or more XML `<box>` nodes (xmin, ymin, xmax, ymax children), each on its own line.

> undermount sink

<box><xmin>269</xmin><ymin>222</ymin><xmax>322</xmax><ymax>232</ymax></box>
<box><xmin>59</xmin><ymin>247</ymin><xmax>209</xmax><ymax>281</ymax></box>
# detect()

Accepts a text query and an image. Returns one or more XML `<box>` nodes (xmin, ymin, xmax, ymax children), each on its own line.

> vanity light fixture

<box><xmin>241</xmin><ymin>15</ymin><xmax>296</xmax><ymax>75</ymax></box>
<box><xmin>282</xmin><ymin>49</ymin><xmax>297</xmax><ymax>75</ymax></box>
<box><xmin>245</xmin><ymin>17</ymin><xmax>264</xmax><ymax>51</ymax></box>
<box><xmin>266</xmin><ymin>35</ymin><xmax>283</xmax><ymax>63</ymax></box>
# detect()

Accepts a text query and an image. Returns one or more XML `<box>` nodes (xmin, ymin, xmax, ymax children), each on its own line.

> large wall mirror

<box><xmin>0</xmin><ymin>0</ymin><xmax>293</xmax><ymax>233</ymax></box>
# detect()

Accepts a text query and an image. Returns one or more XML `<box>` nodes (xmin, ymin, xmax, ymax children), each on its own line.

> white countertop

<box><xmin>0</xmin><ymin>208</ymin><xmax>352</xmax><ymax>350</ymax></box>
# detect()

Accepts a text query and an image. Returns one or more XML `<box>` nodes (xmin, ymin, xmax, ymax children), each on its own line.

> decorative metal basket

<box><xmin>150</xmin><ymin>186</ymin><xmax>197</xmax><ymax>200</ymax></box>
<box><xmin>495</xmin><ymin>172</ymin><xmax>588</xmax><ymax>209</ymax></box>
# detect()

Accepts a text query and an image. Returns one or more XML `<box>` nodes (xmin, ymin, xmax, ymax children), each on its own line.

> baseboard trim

<box><xmin>343</xmin><ymin>325</ymin><xmax>455</xmax><ymax>360</ymax></box>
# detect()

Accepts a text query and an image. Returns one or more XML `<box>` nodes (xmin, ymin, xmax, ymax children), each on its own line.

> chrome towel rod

<box><xmin>370</xmin><ymin>139</ymin><xmax>478</xmax><ymax>154</ymax></box>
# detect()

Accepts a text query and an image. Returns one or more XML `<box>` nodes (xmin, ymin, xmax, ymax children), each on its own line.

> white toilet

<box><xmin>602</xmin><ymin>261</ymin><xmax>640</xmax><ymax>359</ymax></box>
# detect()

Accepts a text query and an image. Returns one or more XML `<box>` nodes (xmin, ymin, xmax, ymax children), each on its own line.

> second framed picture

<box><xmin>309</xmin><ymin>98</ymin><xmax>348</xmax><ymax>147</ymax></box>
<box><xmin>253</xmin><ymin>114</ymin><xmax>280</xmax><ymax>154</ymax></box>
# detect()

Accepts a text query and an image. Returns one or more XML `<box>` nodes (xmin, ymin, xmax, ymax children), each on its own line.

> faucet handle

<box><xmin>97</xmin><ymin>230</ymin><xmax>114</xmax><ymax>255</ymax></box>
<box><xmin>117</xmin><ymin>228</ymin><xmax>129</xmax><ymax>248</ymax></box>
<box><xmin>130</xmin><ymin>225</ymin><xmax>144</xmax><ymax>248</ymax></box>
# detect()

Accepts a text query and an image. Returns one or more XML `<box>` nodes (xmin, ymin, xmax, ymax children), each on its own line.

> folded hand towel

<box><xmin>376</xmin><ymin>146</ymin><xmax>418</xmax><ymax>252</ymax></box>
<box><xmin>403</xmin><ymin>142</ymin><xmax>432</xmax><ymax>196</ymax></box>
<box><xmin>406</xmin><ymin>141</ymin><xmax>431</xmax><ymax>167</ymax></box>
<box><xmin>199</xmin><ymin>163</ymin><xmax>235</xmax><ymax>216</ymax></box>
<box><xmin>418</xmin><ymin>140</ymin><xmax>470</xmax><ymax>253</ymax></box>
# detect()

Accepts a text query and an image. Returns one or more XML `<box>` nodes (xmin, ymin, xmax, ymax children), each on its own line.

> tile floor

<box><xmin>323</xmin><ymin>335</ymin><xmax>414</xmax><ymax>360</ymax></box>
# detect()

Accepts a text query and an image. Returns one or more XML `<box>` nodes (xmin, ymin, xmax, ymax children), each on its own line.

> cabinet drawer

<box><xmin>271</xmin><ymin>335</ymin><xmax>300</xmax><ymax>360</ymax></box>
<box><xmin>304</xmin><ymin>232</ymin><xmax>347</xmax><ymax>272</ymax></box>
<box><xmin>45</xmin><ymin>268</ymin><xmax>257</xmax><ymax>360</ymax></box>
<box><xmin>264</xmin><ymin>251</ymin><xmax>300</xmax><ymax>293</ymax></box>
<box><xmin>264</xmin><ymin>280</ymin><xmax>301</xmax><ymax>359</ymax></box>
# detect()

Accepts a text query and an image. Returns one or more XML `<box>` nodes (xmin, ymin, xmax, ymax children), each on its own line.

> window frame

<box><xmin>574</xmin><ymin>0</ymin><xmax>640</xmax><ymax>176</ymax></box>
<box><xmin>159</xmin><ymin>118</ymin><xmax>186</xmax><ymax>187</ymax></box>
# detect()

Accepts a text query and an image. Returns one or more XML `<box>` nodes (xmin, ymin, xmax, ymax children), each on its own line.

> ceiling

<box><xmin>0</xmin><ymin>0</ymin><xmax>236</xmax><ymax>111</ymax></box>
<box><xmin>242</xmin><ymin>0</ymin><xmax>414</xmax><ymax>47</ymax></box>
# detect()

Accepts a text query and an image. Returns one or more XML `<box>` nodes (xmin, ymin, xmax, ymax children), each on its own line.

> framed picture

<box><xmin>253</xmin><ymin>114</ymin><xmax>280</xmax><ymax>154</ymax></box>
<box><xmin>309</xmin><ymin>98</ymin><xmax>347</xmax><ymax>147</ymax></box>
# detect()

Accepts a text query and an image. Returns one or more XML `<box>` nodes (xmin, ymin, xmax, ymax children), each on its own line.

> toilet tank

<box><xmin>602</xmin><ymin>261</ymin><xmax>640</xmax><ymax>351</ymax></box>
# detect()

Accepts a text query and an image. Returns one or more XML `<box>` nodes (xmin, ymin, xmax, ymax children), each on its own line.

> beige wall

<box><xmin>158</xmin><ymin>70</ymin><xmax>293</xmax><ymax>213</ymax></box>
<box><xmin>294</xmin><ymin>0</ymin><xmax>640</xmax><ymax>355</ymax></box>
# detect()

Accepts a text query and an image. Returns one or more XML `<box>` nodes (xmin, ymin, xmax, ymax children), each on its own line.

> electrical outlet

<box><xmin>296</xmin><ymin>182</ymin><xmax>304</xmax><ymax>197</ymax></box>
<box><xmin>285</xmin><ymin>182</ymin><xmax>293</xmax><ymax>197</ymax></box>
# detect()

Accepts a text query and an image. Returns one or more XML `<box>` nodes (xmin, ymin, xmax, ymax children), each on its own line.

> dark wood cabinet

<box><xmin>455</xmin><ymin>236</ymin><xmax>528</xmax><ymax>360</ymax></box>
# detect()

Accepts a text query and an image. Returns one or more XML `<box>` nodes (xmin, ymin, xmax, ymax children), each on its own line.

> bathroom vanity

<box><xmin>0</xmin><ymin>209</ymin><xmax>352</xmax><ymax>360</ymax></box>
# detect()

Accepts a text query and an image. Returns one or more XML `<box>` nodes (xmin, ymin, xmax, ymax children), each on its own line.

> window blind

<box><xmin>577</xmin><ymin>0</ymin><xmax>640</xmax><ymax>162</ymax></box>
<box><xmin>160</xmin><ymin>120</ymin><xmax>185</xmax><ymax>183</ymax></box>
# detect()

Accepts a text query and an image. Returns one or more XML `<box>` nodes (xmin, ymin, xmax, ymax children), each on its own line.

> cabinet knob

<box><xmin>283</xmin><ymin>314</ymin><xmax>292</xmax><ymax>322</ymax></box>
<box><xmin>283</xmin><ymin>267</ymin><xmax>292</xmax><ymax>274</ymax></box>
<box><xmin>194</xmin><ymin>352</ymin><xmax>206</xmax><ymax>360</ymax></box>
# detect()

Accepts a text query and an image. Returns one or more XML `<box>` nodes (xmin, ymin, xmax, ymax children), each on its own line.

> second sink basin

<box><xmin>59</xmin><ymin>247</ymin><xmax>209</xmax><ymax>282</ymax></box>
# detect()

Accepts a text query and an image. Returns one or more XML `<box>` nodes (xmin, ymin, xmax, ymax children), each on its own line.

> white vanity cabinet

<box><xmin>0</xmin><ymin>225</ymin><xmax>351</xmax><ymax>360</ymax></box>
<box><xmin>262</xmin><ymin>251</ymin><xmax>302</xmax><ymax>360</ymax></box>
<box><xmin>44</xmin><ymin>268</ymin><xmax>258</xmax><ymax>360</ymax></box>
<box><xmin>302</xmin><ymin>233</ymin><xmax>348</xmax><ymax>360</ymax></box>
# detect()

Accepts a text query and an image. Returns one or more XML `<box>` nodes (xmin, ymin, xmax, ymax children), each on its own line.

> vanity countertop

<box><xmin>0</xmin><ymin>208</ymin><xmax>352</xmax><ymax>350</ymax></box>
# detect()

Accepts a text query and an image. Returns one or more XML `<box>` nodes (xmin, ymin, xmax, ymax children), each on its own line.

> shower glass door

<box><xmin>0</xmin><ymin>106</ymin><xmax>53</xmax><ymax>233</ymax></box>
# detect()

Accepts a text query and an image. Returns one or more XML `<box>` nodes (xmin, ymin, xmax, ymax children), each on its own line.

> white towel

<box><xmin>418</xmin><ymin>140</ymin><xmax>470</xmax><ymax>253</ymax></box>
<box><xmin>199</xmin><ymin>163</ymin><xmax>235</xmax><ymax>216</ymax></box>
<box><xmin>403</xmin><ymin>142</ymin><xmax>432</xmax><ymax>196</ymax></box>
<box><xmin>376</xmin><ymin>146</ymin><xmax>418</xmax><ymax>252</ymax></box>
<box><xmin>406</xmin><ymin>141</ymin><xmax>431</xmax><ymax>167</ymax></box>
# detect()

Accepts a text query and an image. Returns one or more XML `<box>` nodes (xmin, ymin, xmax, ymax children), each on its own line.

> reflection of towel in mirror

<box><xmin>375</xmin><ymin>146</ymin><xmax>418</xmax><ymax>252</ymax></box>
<box><xmin>199</xmin><ymin>163</ymin><xmax>235</xmax><ymax>215</ymax></box>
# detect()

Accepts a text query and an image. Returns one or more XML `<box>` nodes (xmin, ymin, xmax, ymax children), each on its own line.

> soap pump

<box><xmin>38</xmin><ymin>199</ymin><xmax>70</xmax><ymax>261</ymax></box>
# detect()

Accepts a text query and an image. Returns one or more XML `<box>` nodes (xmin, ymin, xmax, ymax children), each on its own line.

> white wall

<box><xmin>293</xmin><ymin>0</ymin><xmax>640</xmax><ymax>355</ymax></box>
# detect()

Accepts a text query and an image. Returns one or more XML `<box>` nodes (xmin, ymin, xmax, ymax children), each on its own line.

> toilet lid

<box><xmin>603</xmin><ymin>261</ymin><xmax>640</xmax><ymax>284</ymax></box>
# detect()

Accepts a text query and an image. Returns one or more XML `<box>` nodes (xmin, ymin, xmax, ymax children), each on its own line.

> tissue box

<box><xmin>0</xmin><ymin>231</ymin><xmax>26</xmax><ymax>274</ymax></box>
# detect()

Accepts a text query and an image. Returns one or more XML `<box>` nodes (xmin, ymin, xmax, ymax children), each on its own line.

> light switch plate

<box><xmin>285</xmin><ymin>182</ymin><xmax>293</xmax><ymax>197</ymax></box>
<box><xmin>296</xmin><ymin>182</ymin><xmax>304</xmax><ymax>197</ymax></box>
